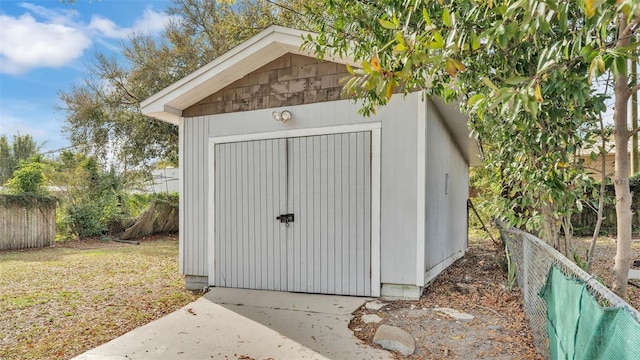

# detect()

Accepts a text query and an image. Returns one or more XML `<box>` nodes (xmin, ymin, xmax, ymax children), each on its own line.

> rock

<box><xmin>362</xmin><ymin>314</ymin><xmax>383</xmax><ymax>323</ymax></box>
<box><xmin>365</xmin><ymin>300</ymin><xmax>386</xmax><ymax>310</ymax></box>
<box><xmin>629</xmin><ymin>269</ymin><xmax>640</xmax><ymax>280</ymax></box>
<box><xmin>373</xmin><ymin>324</ymin><xmax>416</xmax><ymax>356</ymax></box>
<box><xmin>434</xmin><ymin>307</ymin><xmax>475</xmax><ymax>321</ymax></box>
<box><xmin>455</xmin><ymin>282</ymin><xmax>477</xmax><ymax>294</ymax></box>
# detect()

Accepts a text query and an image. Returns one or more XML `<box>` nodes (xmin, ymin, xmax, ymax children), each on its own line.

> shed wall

<box><xmin>180</xmin><ymin>116</ymin><xmax>209</xmax><ymax>276</ymax></box>
<box><xmin>181</xmin><ymin>93</ymin><xmax>422</xmax><ymax>285</ymax></box>
<box><xmin>424</xmin><ymin>99</ymin><xmax>469</xmax><ymax>276</ymax></box>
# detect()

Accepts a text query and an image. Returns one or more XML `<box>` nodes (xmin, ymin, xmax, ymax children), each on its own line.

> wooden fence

<box><xmin>0</xmin><ymin>195</ymin><xmax>56</xmax><ymax>250</ymax></box>
<box><xmin>571</xmin><ymin>186</ymin><xmax>640</xmax><ymax>236</ymax></box>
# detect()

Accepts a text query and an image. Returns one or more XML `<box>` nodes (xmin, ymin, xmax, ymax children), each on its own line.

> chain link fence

<box><xmin>500</xmin><ymin>224</ymin><xmax>640</xmax><ymax>359</ymax></box>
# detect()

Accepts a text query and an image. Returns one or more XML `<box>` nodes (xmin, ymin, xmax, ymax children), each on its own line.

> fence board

<box><xmin>0</xmin><ymin>195</ymin><xmax>56</xmax><ymax>250</ymax></box>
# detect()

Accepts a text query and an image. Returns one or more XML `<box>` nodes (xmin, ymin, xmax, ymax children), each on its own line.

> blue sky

<box><xmin>0</xmin><ymin>0</ymin><xmax>172</xmax><ymax>152</ymax></box>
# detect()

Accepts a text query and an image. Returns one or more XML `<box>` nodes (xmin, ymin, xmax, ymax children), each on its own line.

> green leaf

<box><xmin>530</xmin><ymin>100</ymin><xmax>538</xmax><ymax>118</ymax></box>
<box><xmin>442</xmin><ymin>8</ymin><xmax>451</xmax><ymax>27</ymax></box>
<box><xmin>559</xmin><ymin>8</ymin><xmax>568</xmax><ymax>32</ymax></box>
<box><xmin>431</xmin><ymin>32</ymin><xmax>444</xmax><ymax>49</ymax></box>
<box><xmin>385</xmin><ymin>80</ymin><xmax>394</xmax><ymax>100</ymax></box>
<box><xmin>362</xmin><ymin>60</ymin><xmax>372</xmax><ymax>74</ymax></box>
<box><xmin>597</xmin><ymin>57</ymin><xmax>605</xmax><ymax>74</ymax></box>
<box><xmin>394</xmin><ymin>42</ymin><xmax>407</xmax><ymax>52</ymax></box>
<box><xmin>467</xmin><ymin>94</ymin><xmax>484</xmax><ymax>107</ymax></box>
<box><xmin>471</xmin><ymin>31</ymin><xmax>481</xmax><ymax>51</ymax></box>
<box><xmin>422</xmin><ymin>8</ymin><xmax>431</xmax><ymax>26</ymax></box>
<box><xmin>580</xmin><ymin>44</ymin><xmax>595</xmax><ymax>60</ymax></box>
<box><xmin>614</xmin><ymin>56</ymin><xmax>628</xmax><ymax>76</ymax></box>
<box><xmin>379</xmin><ymin>18</ymin><xmax>397</xmax><ymax>30</ymax></box>
<box><xmin>345</xmin><ymin>63</ymin><xmax>355</xmax><ymax>76</ymax></box>
<box><xmin>481</xmin><ymin>77</ymin><xmax>498</xmax><ymax>91</ymax></box>
<box><xmin>505</xmin><ymin>76</ymin><xmax>529</xmax><ymax>85</ymax></box>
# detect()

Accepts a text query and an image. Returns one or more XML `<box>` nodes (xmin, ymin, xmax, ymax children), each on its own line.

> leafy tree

<box><xmin>4</xmin><ymin>159</ymin><xmax>48</xmax><ymax>195</ymax></box>
<box><xmin>306</xmin><ymin>1</ymin><xmax>639</xmax><ymax>296</ymax></box>
<box><xmin>48</xmin><ymin>151</ymin><xmax>132</xmax><ymax>239</ymax></box>
<box><xmin>0</xmin><ymin>134</ymin><xmax>40</xmax><ymax>184</ymax></box>
<box><xmin>0</xmin><ymin>136</ymin><xmax>11</xmax><ymax>183</ymax></box>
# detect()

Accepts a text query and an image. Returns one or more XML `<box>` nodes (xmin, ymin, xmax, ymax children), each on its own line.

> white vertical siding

<box><xmin>378</xmin><ymin>96</ymin><xmax>420</xmax><ymax>285</ymax></box>
<box><xmin>424</xmin><ymin>99</ymin><xmax>469</xmax><ymax>273</ymax></box>
<box><xmin>181</xmin><ymin>93</ymin><xmax>469</xmax><ymax>292</ymax></box>
<box><xmin>206</xmin><ymin>96</ymin><xmax>420</xmax><ymax>286</ymax></box>
<box><xmin>182</xmin><ymin>116</ymin><xmax>209</xmax><ymax>276</ymax></box>
<box><xmin>213</xmin><ymin>132</ymin><xmax>372</xmax><ymax>296</ymax></box>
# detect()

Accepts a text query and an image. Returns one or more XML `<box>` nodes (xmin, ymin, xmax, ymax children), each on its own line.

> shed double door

<box><xmin>213</xmin><ymin>131</ymin><xmax>371</xmax><ymax>296</ymax></box>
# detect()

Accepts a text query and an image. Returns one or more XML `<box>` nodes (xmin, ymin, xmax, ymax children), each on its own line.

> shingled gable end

<box><xmin>141</xmin><ymin>25</ymin><xmax>481</xmax><ymax>299</ymax></box>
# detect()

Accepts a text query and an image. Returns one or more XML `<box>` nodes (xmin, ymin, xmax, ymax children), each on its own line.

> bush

<box><xmin>4</xmin><ymin>161</ymin><xmax>47</xmax><ymax>195</ymax></box>
<box><xmin>62</xmin><ymin>204</ymin><xmax>105</xmax><ymax>239</ymax></box>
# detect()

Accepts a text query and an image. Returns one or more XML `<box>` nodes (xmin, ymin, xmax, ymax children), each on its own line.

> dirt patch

<box><xmin>350</xmin><ymin>240</ymin><xmax>542</xmax><ymax>359</ymax></box>
<box><xmin>350</xmin><ymin>235</ymin><xmax>640</xmax><ymax>359</ymax></box>
<box><xmin>0</xmin><ymin>235</ymin><xmax>200</xmax><ymax>360</ymax></box>
<box><xmin>572</xmin><ymin>236</ymin><xmax>640</xmax><ymax>309</ymax></box>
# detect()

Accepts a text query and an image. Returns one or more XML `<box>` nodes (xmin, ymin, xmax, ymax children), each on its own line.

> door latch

<box><xmin>276</xmin><ymin>213</ymin><xmax>295</xmax><ymax>226</ymax></box>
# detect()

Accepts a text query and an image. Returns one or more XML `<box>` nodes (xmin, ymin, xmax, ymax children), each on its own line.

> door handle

<box><xmin>276</xmin><ymin>213</ymin><xmax>294</xmax><ymax>226</ymax></box>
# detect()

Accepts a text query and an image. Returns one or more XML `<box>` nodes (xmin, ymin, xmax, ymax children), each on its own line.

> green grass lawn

<box><xmin>0</xmin><ymin>235</ymin><xmax>200</xmax><ymax>360</ymax></box>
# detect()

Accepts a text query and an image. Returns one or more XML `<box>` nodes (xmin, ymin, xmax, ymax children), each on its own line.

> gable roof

<box><xmin>140</xmin><ymin>25</ymin><xmax>482</xmax><ymax>166</ymax></box>
<box><xmin>140</xmin><ymin>26</ymin><xmax>356</xmax><ymax>124</ymax></box>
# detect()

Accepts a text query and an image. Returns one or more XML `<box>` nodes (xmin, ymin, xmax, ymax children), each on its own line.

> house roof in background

<box><xmin>579</xmin><ymin>136</ymin><xmax>640</xmax><ymax>156</ymax></box>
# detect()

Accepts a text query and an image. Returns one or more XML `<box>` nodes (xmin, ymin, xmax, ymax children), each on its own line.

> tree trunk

<box><xmin>541</xmin><ymin>200</ymin><xmax>560</xmax><ymax>250</ymax></box>
<box><xmin>612</xmin><ymin>15</ymin><xmax>633</xmax><ymax>297</ymax></box>
<box><xmin>586</xmin><ymin>113</ymin><xmax>609</xmax><ymax>274</ymax></box>
<box><xmin>632</xmin><ymin>59</ymin><xmax>638</xmax><ymax>175</ymax></box>
<box><xmin>562</xmin><ymin>215</ymin><xmax>573</xmax><ymax>257</ymax></box>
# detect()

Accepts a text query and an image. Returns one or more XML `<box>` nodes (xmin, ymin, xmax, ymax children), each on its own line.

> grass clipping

<box><xmin>121</xmin><ymin>199</ymin><xmax>178</xmax><ymax>240</ymax></box>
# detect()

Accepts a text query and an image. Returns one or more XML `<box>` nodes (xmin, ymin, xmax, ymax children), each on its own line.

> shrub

<box><xmin>63</xmin><ymin>203</ymin><xmax>105</xmax><ymax>239</ymax></box>
<box><xmin>4</xmin><ymin>161</ymin><xmax>47</xmax><ymax>195</ymax></box>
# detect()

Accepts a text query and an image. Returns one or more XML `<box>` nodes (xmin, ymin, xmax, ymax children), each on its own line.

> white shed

<box><xmin>141</xmin><ymin>26</ymin><xmax>482</xmax><ymax>299</ymax></box>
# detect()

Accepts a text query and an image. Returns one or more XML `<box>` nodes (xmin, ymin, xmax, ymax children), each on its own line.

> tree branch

<box><xmin>621</xmin><ymin>14</ymin><xmax>640</xmax><ymax>39</ymax></box>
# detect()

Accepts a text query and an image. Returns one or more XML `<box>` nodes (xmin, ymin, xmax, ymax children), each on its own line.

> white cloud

<box><xmin>0</xmin><ymin>3</ymin><xmax>172</xmax><ymax>74</ymax></box>
<box><xmin>88</xmin><ymin>7</ymin><xmax>172</xmax><ymax>39</ymax></box>
<box><xmin>0</xmin><ymin>13</ymin><xmax>91</xmax><ymax>74</ymax></box>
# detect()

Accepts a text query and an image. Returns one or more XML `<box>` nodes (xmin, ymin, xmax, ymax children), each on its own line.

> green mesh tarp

<box><xmin>540</xmin><ymin>265</ymin><xmax>640</xmax><ymax>360</ymax></box>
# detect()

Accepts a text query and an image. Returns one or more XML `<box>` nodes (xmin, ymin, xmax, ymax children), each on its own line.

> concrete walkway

<box><xmin>73</xmin><ymin>288</ymin><xmax>391</xmax><ymax>360</ymax></box>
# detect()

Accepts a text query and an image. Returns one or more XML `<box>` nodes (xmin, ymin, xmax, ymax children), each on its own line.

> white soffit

<box><xmin>431</xmin><ymin>96</ymin><xmax>483</xmax><ymax>167</ymax></box>
<box><xmin>140</xmin><ymin>25</ymin><xmax>355</xmax><ymax>125</ymax></box>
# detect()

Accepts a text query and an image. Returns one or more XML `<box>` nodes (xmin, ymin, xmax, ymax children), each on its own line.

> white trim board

<box><xmin>416</xmin><ymin>94</ymin><xmax>426</xmax><ymax>286</ymax></box>
<box><xmin>424</xmin><ymin>250</ymin><xmax>466</xmax><ymax>286</ymax></box>
<box><xmin>211</xmin><ymin>122</ymin><xmax>382</xmax><ymax>145</ymax></box>
<box><xmin>207</xmin><ymin>122</ymin><xmax>382</xmax><ymax>297</ymax></box>
<box><xmin>207</xmin><ymin>136</ymin><xmax>216</xmax><ymax>286</ymax></box>
<box><xmin>178</xmin><ymin>118</ymin><xmax>186</xmax><ymax>274</ymax></box>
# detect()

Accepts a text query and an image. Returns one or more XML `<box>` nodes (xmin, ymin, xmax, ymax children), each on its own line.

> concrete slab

<box><xmin>73</xmin><ymin>288</ymin><xmax>391</xmax><ymax>360</ymax></box>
